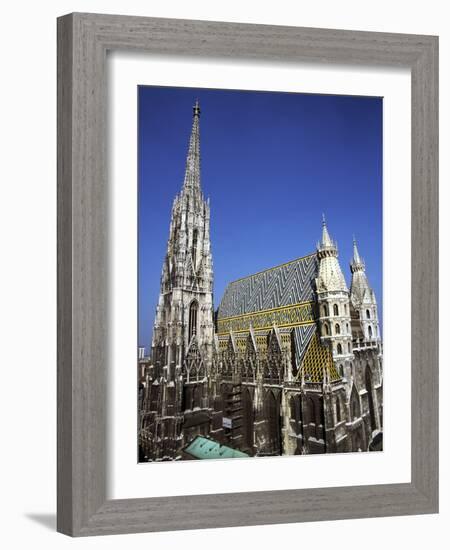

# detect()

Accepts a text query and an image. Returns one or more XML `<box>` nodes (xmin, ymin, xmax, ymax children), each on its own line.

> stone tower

<box><xmin>316</xmin><ymin>217</ymin><xmax>354</xmax><ymax>378</ymax></box>
<box><xmin>151</xmin><ymin>100</ymin><xmax>215</xmax><ymax>371</ymax></box>
<box><xmin>350</xmin><ymin>238</ymin><xmax>381</xmax><ymax>344</ymax></box>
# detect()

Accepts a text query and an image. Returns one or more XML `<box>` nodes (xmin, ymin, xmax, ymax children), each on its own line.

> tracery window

<box><xmin>333</xmin><ymin>304</ymin><xmax>339</xmax><ymax>316</ymax></box>
<box><xmin>368</xmin><ymin>325</ymin><xmax>373</xmax><ymax>339</ymax></box>
<box><xmin>192</xmin><ymin>229</ymin><xmax>198</xmax><ymax>268</ymax></box>
<box><xmin>188</xmin><ymin>300</ymin><xmax>198</xmax><ymax>342</ymax></box>
<box><xmin>335</xmin><ymin>323</ymin><xmax>341</xmax><ymax>335</ymax></box>
<box><xmin>336</xmin><ymin>398</ymin><xmax>342</xmax><ymax>423</ymax></box>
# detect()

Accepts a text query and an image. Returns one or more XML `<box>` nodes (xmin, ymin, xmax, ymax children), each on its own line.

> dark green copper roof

<box><xmin>183</xmin><ymin>436</ymin><xmax>249</xmax><ymax>460</ymax></box>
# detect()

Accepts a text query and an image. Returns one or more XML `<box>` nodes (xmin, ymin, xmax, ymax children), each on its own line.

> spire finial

<box><xmin>319</xmin><ymin>214</ymin><xmax>334</xmax><ymax>250</ymax></box>
<box><xmin>193</xmin><ymin>98</ymin><xmax>201</xmax><ymax>117</ymax></box>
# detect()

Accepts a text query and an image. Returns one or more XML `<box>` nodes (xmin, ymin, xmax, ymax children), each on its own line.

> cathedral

<box><xmin>139</xmin><ymin>101</ymin><xmax>383</xmax><ymax>461</ymax></box>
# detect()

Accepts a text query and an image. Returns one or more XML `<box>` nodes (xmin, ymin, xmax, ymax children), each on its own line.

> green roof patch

<box><xmin>183</xmin><ymin>436</ymin><xmax>249</xmax><ymax>460</ymax></box>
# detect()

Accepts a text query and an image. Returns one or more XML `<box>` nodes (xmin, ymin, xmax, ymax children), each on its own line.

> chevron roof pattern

<box><xmin>293</xmin><ymin>324</ymin><xmax>317</xmax><ymax>366</ymax></box>
<box><xmin>217</xmin><ymin>254</ymin><xmax>319</xmax><ymax>319</ymax></box>
<box><xmin>297</xmin><ymin>329</ymin><xmax>341</xmax><ymax>383</ymax></box>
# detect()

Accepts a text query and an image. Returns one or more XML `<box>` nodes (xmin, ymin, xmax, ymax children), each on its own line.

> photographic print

<box><xmin>138</xmin><ymin>87</ymin><xmax>383</xmax><ymax>462</ymax></box>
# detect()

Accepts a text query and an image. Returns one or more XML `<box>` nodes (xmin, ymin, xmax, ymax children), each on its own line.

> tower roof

<box><xmin>316</xmin><ymin>217</ymin><xmax>348</xmax><ymax>292</ymax></box>
<box><xmin>321</xmin><ymin>214</ymin><xmax>334</xmax><ymax>248</ymax></box>
<box><xmin>350</xmin><ymin>239</ymin><xmax>374</xmax><ymax>305</ymax></box>
<box><xmin>351</xmin><ymin>237</ymin><xmax>365</xmax><ymax>271</ymax></box>
<box><xmin>318</xmin><ymin>214</ymin><xmax>337</xmax><ymax>252</ymax></box>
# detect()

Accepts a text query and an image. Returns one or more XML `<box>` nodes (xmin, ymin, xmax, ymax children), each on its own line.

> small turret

<box><xmin>350</xmin><ymin>238</ymin><xmax>380</xmax><ymax>345</ymax></box>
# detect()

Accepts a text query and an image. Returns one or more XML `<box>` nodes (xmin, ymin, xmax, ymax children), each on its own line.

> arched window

<box><xmin>348</xmin><ymin>342</ymin><xmax>351</xmax><ymax>353</ymax></box>
<box><xmin>323</xmin><ymin>323</ymin><xmax>329</xmax><ymax>336</ymax></box>
<box><xmin>192</xmin><ymin>229</ymin><xmax>198</xmax><ymax>267</ymax></box>
<box><xmin>337</xmin><ymin>343</ymin><xmax>343</xmax><ymax>355</ymax></box>
<box><xmin>336</xmin><ymin>398</ymin><xmax>342</xmax><ymax>423</ymax></box>
<box><xmin>339</xmin><ymin>364</ymin><xmax>344</xmax><ymax>377</ymax></box>
<box><xmin>351</xmin><ymin>388</ymin><xmax>360</xmax><ymax>420</ymax></box>
<box><xmin>265</xmin><ymin>391</ymin><xmax>281</xmax><ymax>454</ymax></box>
<box><xmin>335</xmin><ymin>323</ymin><xmax>341</xmax><ymax>335</ymax></box>
<box><xmin>346</xmin><ymin>323</ymin><xmax>349</xmax><ymax>333</ymax></box>
<box><xmin>188</xmin><ymin>300</ymin><xmax>198</xmax><ymax>342</ymax></box>
<box><xmin>322</xmin><ymin>304</ymin><xmax>329</xmax><ymax>317</ymax></box>
<box><xmin>243</xmin><ymin>388</ymin><xmax>254</xmax><ymax>451</ymax></box>
<box><xmin>344</xmin><ymin>304</ymin><xmax>348</xmax><ymax>314</ymax></box>
<box><xmin>365</xmin><ymin>367</ymin><xmax>376</xmax><ymax>432</ymax></box>
<box><xmin>368</xmin><ymin>325</ymin><xmax>373</xmax><ymax>339</ymax></box>
<box><xmin>333</xmin><ymin>304</ymin><xmax>339</xmax><ymax>316</ymax></box>
<box><xmin>192</xmin><ymin>384</ymin><xmax>201</xmax><ymax>409</ymax></box>
<box><xmin>366</xmin><ymin>309</ymin><xmax>371</xmax><ymax>319</ymax></box>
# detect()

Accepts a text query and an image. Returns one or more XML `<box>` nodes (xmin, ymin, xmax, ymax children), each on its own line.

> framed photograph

<box><xmin>57</xmin><ymin>13</ymin><xmax>438</xmax><ymax>536</ymax></box>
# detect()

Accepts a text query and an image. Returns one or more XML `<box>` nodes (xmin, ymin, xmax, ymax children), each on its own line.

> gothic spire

<box><xmin>316</xmin><ymin>216</ymin><xmax>347</xmax><ymax>292</ymax></box>
<box><xmin>318</xmin><ymin>214</ymin><xmax>336</xmax><ymax>253</ymax></box>
<box><xmin>350</xmin><ymin>239</ymin><xmax>373</xmax><ymax>306</ymax></box>
<box><xmin>350</xmin><ymin>237</ymin><xmax>365</xmax><ymax>273</ymax></box>
<box><xmin>182</xmin><ymin>99</ymin><xmax>202</xmax><ymax>198</ymax></box>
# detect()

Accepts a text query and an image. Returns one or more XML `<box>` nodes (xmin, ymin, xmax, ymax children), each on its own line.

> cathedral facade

<box><xmin>139</xmin><ymin>102</ymin><xmax>383</xmax><ymax>461</ymax></box>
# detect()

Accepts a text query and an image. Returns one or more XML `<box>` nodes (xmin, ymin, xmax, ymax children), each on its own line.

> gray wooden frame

<box><xmin>57</xmin><ymin>12</ymin><xmax>439</xmax><ymax>537</ymax></box>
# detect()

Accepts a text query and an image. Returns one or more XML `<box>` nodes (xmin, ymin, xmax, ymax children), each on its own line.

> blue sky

<box><xmin>138</xmin><ymin>86</ymin><xmax>382</xmax><ymax>351</ymax></box>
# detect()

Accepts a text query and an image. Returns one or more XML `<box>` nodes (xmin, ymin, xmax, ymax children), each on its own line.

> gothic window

<box><xmin>366</xmin><ymin>309</ymin><xmax>371</xmax><ymax>319</ymax></box>
<box><xmin>368</xmin><ymin>325</ymin><xmax>373</xmax><ymax>339</ymax></box>
<box><xmin>290</xmin><ymin>395</ymin><xmax>302</xmax><ymax>429</ymax></box>
<box><xmin>337</xmin><ymin>343</ymin><xmax>343</xmax><ymax>355</ymax></box>
<box><xmin>188</xmin><ymin>300</ymin><xmax>198</xmax><ymax>342</ymax></box>
<box><xmin>344</xmin><ymin>304</ymin><xmax>348</xmax><ymax>314</ymax></box>
<box><xmin>365</xmin><ymin>367</ymin><xmax>376</xmax><ymax>432</ymax></box>
<box><xmin>339</xmin><ymin>364</ymin><xmax>344</xmax><ymax>377</ymax></box>
<box><xmin>315</xmin><ymin>397</ymin><xmax>325</xmax><ymax>439</ymax></box>
<box><xmin>265</xmin><ymin>391</ymin><xmax>281</xmax><ymax>454</ymax></box>
<box><xmin>192</xmin><ymin>384</ymin><xmax>201</xmax><ymax>409</ymax></box>
<box><xmin>335</xmin><ymin>323</ymin><xmax>341</xmax><ymax>335</ymax></box>
<box><xmin>322</xmin><ymin>304</ymin><xmax>329</xmax><ymax>317</ymax></box>
<box><xmin>323</xmin><ymin>323</ymin><xmax>329</xmax><ymax>336</ymax></box>
<box><xmin>304</xmin><ymin>396</ymin><xmax>315</xmax><ymax>427</ymax></box>
<box><xmin>346</xmin><ymin>323</ymin><xmax>349</xmax><ymax>333</ymax></box>
<box><xmin>348</xmin><ymin>342</ymin><xmax>351</xmax><ymax>353</ymax></box>
<box><xmin>242</xmin><ymin>388</ymin><xmax>254</xmax><ymax>451</ymax></box>
<box><xmin>192</xmin><ymin>229</ymin><xmax>198</xmax><ymax>268</ymax></box>
<box><xmin>336</xmin><ymin>397</ymin><xmax>342</xmax><ymax>423</ymax></box>
<box><xmin>333</xmin><ymin>304</ymin><xmax>339</xmax><ymax>316</ymax></box>
<box><xmin>351</xmin><ymin>388</ymin><xmax>360</xmax><ymax>420</ymax></box>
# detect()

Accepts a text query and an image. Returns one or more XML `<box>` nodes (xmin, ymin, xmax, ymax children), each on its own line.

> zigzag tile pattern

<box><xmin>293</xmin><ymin>324</ymin><xmax>317</xmax><ymax>365</ymax></box>
<box><xmin>217</xmin><ymin>254</ymin><xmax>319</xmax><ymax>319</ymax></box>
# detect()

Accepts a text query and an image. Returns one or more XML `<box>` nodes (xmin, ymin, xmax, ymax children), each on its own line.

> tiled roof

<box><xmin>183</xmin><ymin>436</ymin><xmax>249</xmax><ymax>460</ymax></box>
<box><xmin>217</xmin><ymin>254</ymin><xmax>318</xmax><ymax>319</ymax></box>
<box><xmin>298</xmin><ymin>329</ymin><xmax>341</xmax><ymax>383</ymax></box>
